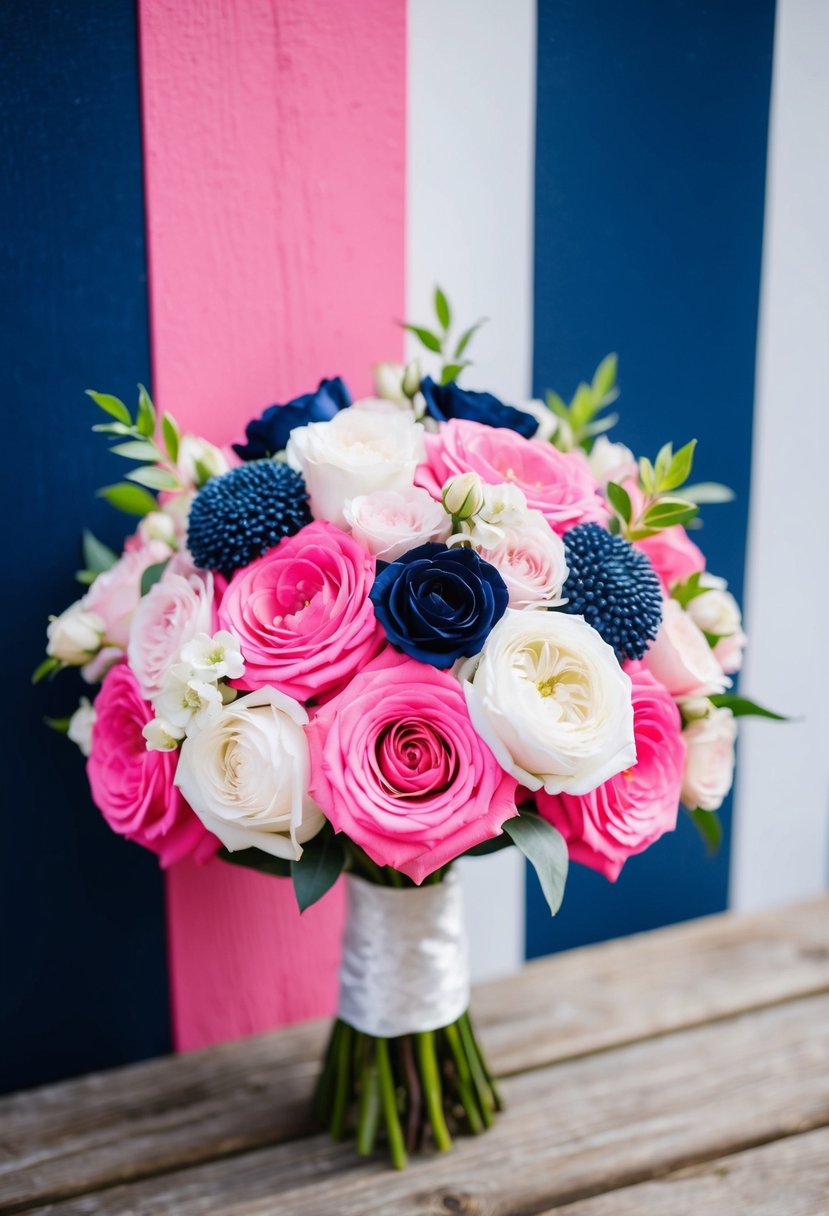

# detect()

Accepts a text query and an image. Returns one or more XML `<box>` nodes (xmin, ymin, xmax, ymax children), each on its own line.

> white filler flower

<box><xmin>460</xmin><ymin>609</ymin><xmax>636</xmax><ymax>795</ymax></box>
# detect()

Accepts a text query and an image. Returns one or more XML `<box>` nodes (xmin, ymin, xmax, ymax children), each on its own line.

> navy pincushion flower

<box><xmin>232</xmin><ymin>377</ymin><xmax>351</xmax><ymax>461</ymax></box>
<box><xmin>562</xmin><ymin>523</ymin><xmax>663</xmax><ymax>662</ymax></box>
<box><xmin>370</xmin><ymin>543</ymin><xmax>509</xmax><ymax>668</ymax></box>
<box><xmin>188</xmin><ymin>460</ymin><xmax>312</xmax><ymax>576</ymax></box>
<box><xmin>420</xmin><ymin>376</ymin><xmax>538</xmax><ymax>438</ymax></box>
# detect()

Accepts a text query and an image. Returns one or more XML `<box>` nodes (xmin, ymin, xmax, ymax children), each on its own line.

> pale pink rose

<box><xmin>681</xmin><ymin>707</ymin><xmax>737</xmax><ymax>811</ymax></box>
<box><xmin>644</xmin><ymin>599</ymin><xmax>729</xmax><ymax>698</ymax></box>
<box><xmin>307</xmin><ymin>649</ymin><xmax>518</xmax><ymax>883</ymax></box>
<box><xmin>536</xmin><ymin>665</ymin><xmax>685</xmax><ymax>880</ymax></box>
<box><xmin>81</xmin><ymin>646</ymin><xmax>122</xmax><ymax>685</ymax></box>
<box><xmin>714</xmin><ymin>630</ymin><xmax>747</xmax><ymax>675</ymax></box>
<box><xmin>686</xmin><ymin>583</ymin><xmax>747</xmax><ymax>675</ymax></box>
<box><xmin>476</xmin><ymin>513</ymin><xmax>568</xmax><ymax>609</ymax></box>
<box><xmin>416</xmin><ymin>418</ymin><xmax>607</xmax><ymax>535</ymax></box>
<box><xmin>128</xmin><ymin>566</ymin><xmax>215</xmax><ymax>701</ymax></box>
<box><xmin>87</xmin><ymin>664</ymin><xmax>218</xmax><ymax>867</ymax></box>
<box><xmin>343</xmin><ymin>486</ymin><xmax>451</xmax><ymax>560</ymax></box>
<box><xmin>219</xmin><ymin>520</ymin><xmax>385</xmax><ymax>703</ymax></box>
<box><xmin>82</xmin><ymin>540</ymin><xmax>172</xmax><ymax>650</ymax></box>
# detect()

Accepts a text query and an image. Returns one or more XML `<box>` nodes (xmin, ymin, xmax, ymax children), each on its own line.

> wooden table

<box><xmin>3</xmin><ymin>896</ymin><xmax>828</xmax><ymax>1215</ymax></box>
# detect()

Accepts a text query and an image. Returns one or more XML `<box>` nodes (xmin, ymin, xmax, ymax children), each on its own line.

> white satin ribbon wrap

<box><xmin>337</xmin><ymin>870</ymin><xmax>470</xmax><ymax>1038</ymax></box>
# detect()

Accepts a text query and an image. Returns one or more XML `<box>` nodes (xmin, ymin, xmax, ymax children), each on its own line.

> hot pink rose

<box><xmin>307</xmin><ymin>649</ymin><xmax>518</xmax><ymax>883</ymax></box>
<box><xmin>87</xmin><ymin>664</ymin><xmax>218</xmax><ymax>867</ymax></box>
<box><xmin>219</xmin><ymin>520</ymin><xmax>384</xmax><ymax>702</ymax></box>
<box><xmin>636</xmin><ymin>526</ymin><xmax>705</xmax><ymax>592</ymax></box>
<box><xmin>416</xmin><ymin>418</ymin><xmax>607</xmax><ymax>535</ymax></box>
<box><xmin>128</xmin><ymin>565</ymin><xmax>215</xmax><ymax>701</ymax></box>
<box><xmin>82</xmin><ymin>540</ymin><xmax>172</xmax><ymax>650</ymax></box>
<box><xmin>536</xmin><ymin>665</ymin><xmax>685</xmax><ymax>881</ymax></box>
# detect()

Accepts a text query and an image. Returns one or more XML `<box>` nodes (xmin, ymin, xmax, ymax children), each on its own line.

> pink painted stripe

<box><xmin>138</xmin><ymin>0</ymin><xmax>406</xmax><ymax>1050</ymax></box>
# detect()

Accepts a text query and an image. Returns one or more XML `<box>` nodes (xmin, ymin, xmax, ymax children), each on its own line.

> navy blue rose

<box><xmin>419</xmin><ymin>376</ymin><xmax>538</xmax><ymax>438</ymax></box>
<box><xmin>232</xmin><ymin>376</ymin><xmax>351</xmax><ymax>461</ymax></box>
<box><xmin>370</xmin><ymin>543</ymin><xmax>509</xmax><ymax>668</ymax></box>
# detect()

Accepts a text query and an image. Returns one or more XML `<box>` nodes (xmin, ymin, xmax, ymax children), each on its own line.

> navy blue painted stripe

<box><xmin>0</xmin><ymin>1</ymin><xmax>170</xmax><ymax>1091</ymax></box>
<box><xmin>528</xmin><ymin>0</ymin><xmax>775</xmax><ymax>958</ymax></box>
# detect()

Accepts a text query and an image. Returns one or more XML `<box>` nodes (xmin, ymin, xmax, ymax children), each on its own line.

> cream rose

<box><xmin>588</xmin><ymin>436</ymin><xmax>637</xmax><ymax>486</ymax></box>
<box><xmin>460</xmin><ymin>609</ymin><xmax>636</xmax><ymax>794</ymax></box>
<box><xmin>286</xmin><ymin>406</ymin><xmax>425</xmax><ymax>526</ymax></box>
<box><xmin>46</xmin><ymin>602</ymin><xmax>105</xmax><ymax>665</ymax></box>
<box><xmin>343</xmin><ymin>486</ymin><xmax>450</xmax><ymax>560</ymax></box>
<box><xmin>681</xmin><ymin>707</ymin><xmax>737</xmax><ymax>811</ymax></box>
<box><xmin>686</xmin><ymin>580</ymin><xmax>747</xmax><ymax>675</ymax></box>
<box><xmin>644</xmin><ymin>599</ymin><xmax>730</xmax><ymax>697</ymax></box>
<box><xmin>174</xmin><ymin>686</ymin><xmax>325</xmax><ymax>860</ymax></box>
<box><xmin>67</xmin><ymin>697</ymin><xmax>96</xmax><ymax>756</ymax></box>
<box><xmin>128</xmin><ymin>567</ymin><xmax>214</xmax><ymax>701</ymax></box>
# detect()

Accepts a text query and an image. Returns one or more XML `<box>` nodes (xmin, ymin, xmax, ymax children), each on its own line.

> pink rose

<box><xmin>343</xmin><ymin>486</ymin><xmax>451</xmax><ymax>560</ymax></box>
<box><xmin>219</xmin><ymin>520</ymin><xmax>384</xmax><ymax>702</ymax></box>
<box><xmin>635</xmin><ymin>526</ymin><xmax>705</xmax><ymax>592</ymax></box>
<box><xmin>307</xmin><ymin>650</ymin><xmax>518</xmax><ymax>883</ymax></box>
<box><xmin>536</xmin><ymin>665</ymin><xmax>685</xmax><ymax>880</ymax></box>
<box><xmin>416</xmin><ymin>418</ymin><xmax>607</xmax><ymax>535</ymax></box>
<box><xmin>476</xmin><ymin>514</ymin><xmax>569</xmax><ymax>609</ymax></box>
<box><xmin>87</xmin><ymin>664</ymin><xmax>218</xmax><ymax>867</ymax></box>
<box><xmin>681</xmin><ymin>707</ymin><xmax>737</xmax><ymax>811</ymax></box>
<box><xmin>128</xmin><ymin>565</ymin><xmax>215</xmax><ymax>701</ymax></box>
<box><xmin>644</xmin><ymin>599</ymin><xmax>729</xmax><ymax>698</ymax></box>
<box><xmin>82</xmin><ymin>540</ymin><xmax>171</xmax><ymax>650</ymax></box>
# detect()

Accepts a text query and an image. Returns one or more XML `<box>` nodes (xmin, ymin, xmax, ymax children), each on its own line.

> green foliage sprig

<box><xmin>87</xmin><ymin>386</ymin><xmax>183</xmax><ymax>514</ymax></box>
<box><xmin>400</xmin><ymin>287</ymin><xmax>488</xmax><ymax>385</ymax></box>
<box><xmin>546</xmin><ymin>354</ymin><xmax>620</xmax><ymax>452</ymax></box>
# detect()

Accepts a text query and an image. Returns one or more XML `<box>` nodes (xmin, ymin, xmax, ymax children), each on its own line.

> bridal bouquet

<box><xmin>38</xmin><ymin>291</ymin><xmax>781</xmax><ymax>1166</ymax></box>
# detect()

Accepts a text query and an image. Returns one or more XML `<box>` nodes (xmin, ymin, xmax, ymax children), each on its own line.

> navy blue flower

<box><xmin>232</xmin><ymin>377</ymin><xmax>351</xmax><ymax>461</ymax></box>
<box><xmin>370</xmin><ymin>543</ymin><xmax>509</xmax><ymax>668</ymax></box>
<box><xmin>420</xmin><ymin>376</ymin><xmax>538</xmax><ymax>438</ymax></box>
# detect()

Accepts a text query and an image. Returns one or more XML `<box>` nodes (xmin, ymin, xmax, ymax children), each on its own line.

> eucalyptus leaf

<box><xmin>141</xmin><ymin>560</ymin><xmax>169</xmax><ymax>597</ymax></box>
<box><xmin>82</xmin><ymin>529</ymin><xmax>118</xmax><ymax>575</ymax></box>
<box><xmin>708</xmin><ymin>694</ymin><xmax>788</xmax><ymax>721</ymax></box>
<box><xmin>503</xmin><ymin>811</ymin><xmax>568</xmax><ymax>916</ymax></box>
<box><xmin>86</xmin><ymin>390</ymin><xmax>131</xmax><ymax>425</ymax></box>
<box><xmin>401</xmin><ymin>323</ymin><xmax>442</xmax><ymax>354</ymax></box>
<box><xmin>97</xmin><ymin>482</ymin><xmax>158</xmax><ymax>516</ymax></box>
<box><xmin>434</xmin><ymin>286</ymin><xmax>451</xmax><ymax>331</ymax></box>
<box><xmin>606</xmin><ymin>480</ymin><xmax>632</xmax><ymax>524</ymax></box>
<box><xmin>217</xmin><ymin>846</ymin><xmax>292</xmax><ymax>878</ymax></box>
<box><xmin>687</xmin><ymin>806</ymin><xmax>722</xmax><ymax>854</ymax></box>
<box><xmin>291</xmin><ymin>826</ymin><xmax>346</xmax><ymax>913</ymax></box>
<box><xmin>125</xmin><ymin>465</ymin><xmax>180</xmax><ymax>491</ymax></box>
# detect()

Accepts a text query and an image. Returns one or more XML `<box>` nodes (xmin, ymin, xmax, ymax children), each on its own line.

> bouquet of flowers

<box><xmin>38</xmin><ymin>291</ymin><xmax>781</xmax><ymax>1167</ymax></box>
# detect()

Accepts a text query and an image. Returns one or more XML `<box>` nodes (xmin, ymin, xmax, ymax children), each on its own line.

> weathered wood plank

<box><xmin>2</xmin><ymin>897</ymin><xmax>827</xmax><ymax>1212</ymax></box>
<box><xmin>544</xmin><ymin>1127</ymin><xmax>829</xmax><ymax>1216</ymax></box>
<box><xmin>23</xmin><ymin>992</ymin><xmax>829</xmax><ymax>1215</ymax></box>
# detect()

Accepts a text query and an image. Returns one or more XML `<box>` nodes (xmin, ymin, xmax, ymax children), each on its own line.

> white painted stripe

<box><xmin>407</xmin><ymin>0</ymin><xmax>536</xmax><ymax>978</ymax></box>
<box><xmin>731</xmin><ymin>0</ymin><xmax>829</xmax><ymax>911</ymax></box>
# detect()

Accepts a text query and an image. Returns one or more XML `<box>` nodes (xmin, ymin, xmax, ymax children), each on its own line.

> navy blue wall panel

<box><xmin>528</xmin><ymin>0</ymin><xmax>775</xmax><ymax>957</ymax></box>
<box><xmin>0</xmin><ymin>1</ymin><xmax>170</xmax><ymax>1092</ymax></box>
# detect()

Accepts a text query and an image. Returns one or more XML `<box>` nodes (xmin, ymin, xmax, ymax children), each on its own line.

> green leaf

<box><xmin>708</xmin><ymin>694</ymin><xmax>788</xmax><ymax>721</ymax></box>
<box><xmin>75</xmin><ymin>570</ymin><xmax>97</xmax><ymax>586</ymax></box>
<box><xmin>606</xmin><ymin>480</ymin><xmax>632</xmax><ymax>525</ymax></box>
<box><xmin>661</xmin><ymin>439</ymin><xmax>697</xmax><ymax>492</ymax></box>
<box><xmin>193</xmin><ymin>458</ymin><xmax>214</xmax><ymax>487</ymax></box>
<box><xmin>585</xmin><ymin>412</ymin><xmax>619</xmax><ymax>438</ymax></box>
<box><xmin>545</xmin><ymin>390</ymin><xmax>571</xmax><ymax>421</ymax></box>
<box><xmin>440</xmin><ymin>362</ymin><xmax>469</xmax><ymax>385</ymax></box>
<box><xmin>591</xmin><ymin>352</ymin><xmax>618</xmax><ymax>403</ymax></box>
<box><xmin>217</xmin><ymin>846</ymin><xmax>292</xmax><ymax>878</ymax></box>
<box><xmin>125</xmin><ymin>465</ymin><xmax>180</xmax><ymax>491</ymax></box>
<box><xmin>141</xmin><ymin>560</ymin><xmax>169</xmax><ymax>597</ymax></box>
<box><xmin>32</xmin><ymin>656</ymin><xmax>61</xmax><ymax>685</ymax></box>
<box><xmin>503</xmin><ymin>811</ymin><xmax>568</xmax><ymax>916</ymax></box>
<box><xmin>434</xmin><ymin>286</ymin><xmax>451</xmax><ymax>331</ymax></box>
<box><xmin>86</xmin><ymin>390</ymin><xmax>131</xmax><ymax>425</ymax></box>
<box><xmin>681</xmin><ymin>482</ymin><xmax>736</xmax><ymax>505</ymax></box>
<box><xmin>687</xmin><ymin>806</ymin><xmax>723</xmax><ymax>854</ymax></box>
<box><xmin>291</xmin><ymin>826</ymin><xmax>346</xmax><ymax>913</ymax></box>
<box><xmin>91</xmin><ymin>421</ymin><xmax>135</xmax><ymax>435</ymax></box>
<box><xmin>110</xmin><ymin>440</ymin><xmax>162</xmax><ymax>462</ymax></box>
<box><xmin>641</xmin><ymin>498</ymin><xmax>699</xmax><ymax>529</ymax></box>
<box><xmin>136</xmin><ymin>383</ymin><xmax>156</xmax><ymax>438</ymax></box>
<box><xmin>569</xmin><ymin>383</ymin><xmax>595</xmax><ymax>429</ymax></box>
<box><xmin>97</xmin><ymin>482</ymin><xmax>158</xmax><ymax>516</ymax></box>
<box><xmin>454</xmin><ymin>318</ymin><xmax>488</xmax><ymax>360</ymax></box>
<box><xmin>639</xmin><ymin>456</ymin><xmax>656</xmax><ymax>495</ymax></box>
<box><xmin>654</xmin><ymin>442</ymin><xmax>674</xmax><ymax>488</ymax></box>
<box><xmin>162</xmin><ymin>412</ymin><xmax>180</xmax><ymax>463</ymax></box>
<box><xmin>464</xmin><ymin>833</ymin><xmax>515</xmax><ymax>858</ymax></box>
<box><xmin>400</xmin><ymin>323</ymin><xmax>443</xmax><ymax>354</ymax></box>
<box><xmin>82</xmin><ymin>529</ymin><xmax>118</xmax><ymax>575</ymax></box>
<box><xmin>44</xmin><ymin>715</ymin><xmax>72</xmax><ymax>734</ymax></box>
<box><xmin>671</xmin><ymin>571</ymin><xmax>707</xmax><ymax>609</ymax></box>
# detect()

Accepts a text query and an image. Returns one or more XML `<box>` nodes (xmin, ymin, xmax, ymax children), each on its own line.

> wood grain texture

<box><xmin>20</xmin><ymin>992</ymin><xmax>829</xmax><ymax>1215</ymax></box>
<box><xmin>2</xmin><ymin>897</ymin><xmax>827</xmax><ymax>1213</ymax></box>
<box><xmin>544</xmin><ymin>1127</ymin><xmax>829</xmax><ymax>1216</ymax></box>
<box><xmin>138</xmin><ymin>0</ymin><xmax>406</xmax><ymax>1050</ymax></box>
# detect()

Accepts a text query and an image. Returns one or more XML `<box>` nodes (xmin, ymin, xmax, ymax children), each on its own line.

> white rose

<box><xmin>373</xmin><ymin>359</ymin><xmax>421</xmax><ymax>404</ymax></box>
<box><xmin>681</xmin><ymin>707</ymin><xmax>737</xmax><ymax>811</ymax></box>
<box><xmin>686</xmin><ymin>582</ymin><xmax>747</xmax><ymax>675</ymax></box>
<box><xmin>174</xmin><ymin>686</ymin><xmax>325</xmax><ymax>860</ymax></box>
<box><xmin>588</xmin><ymin>436</ymin><xmax>637</xmax><ymax>486</ymax></box>
<box><xmin>477</xmin><ymin>513</ymin><xmax>569</xmax><ymax>610</ymax></box>
<box><xmin>343</xmin><ymin>487</ymin><xmax>451</xmax><ymax>560</ymax></box>
<box><xmin>644</xmin><ymin>599</ymin><xmax>730</xmax><ymax>698</ymax></box>
<box><xmin>46</xmin><ymin>602</ymin><xmax>105</xmax><ymax>665</ymax></box>
<box><xmin>176</xmin><ymin>435</ymin><xmax>230</xmax><ymax>488</ymax></box>
<box><xmin>128</xmin><ymin>568</ymin><xmax>214</xmax><ymax>701</ymax></box>
<box><xmin>286</xmin><ymin>407</ymin><xmax>425</xmax><ymax>526</ymax></box>
<box><xmin>67</xmin><ymin>697</ymin><xmax>96</xmax><ymax>757</ymax></box>
<box><xmin>460</xmin><ymin>609</ymin><xmax>636</xmax><ymax>794</ymax></box>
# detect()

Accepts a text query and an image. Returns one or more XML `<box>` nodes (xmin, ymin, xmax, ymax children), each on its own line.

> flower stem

<box><xmin>443</xmin><ymin>1022</ymin><xmax>485</xmax><ymax>1133</ymax></box>
<box><xmin>356</xmin><ymin>1038</ymin><xmax>381</xmax><ymax>1156</ymax></box>
<box><xmin>457</xmin><ymin>1013</ymin><xmax>495</xmax><ymax>1125</ymax></box>
<box><xmin>375</xmin><ymin>1037</ymin><xmax>407</xmax><ymax>1169</ymax></box>
<box><xmin>459</xmin><ymin>1011</ymin><xmax>503</xmax><ymax>1111</ymax></box>
<box><xmin>415</xmin><ymin>1031</ymin><xmax>453</xmax><ymax>1152</ymax></box>
<box><xmin>313</xmin><ymin>1019</ymin><xmax>342</xmax><ymax>1125</ymax></box>
<box><xmin>329</xmin><ymin>1022</ymin><xmax>353</xmax><ymax>1140</ymax></box>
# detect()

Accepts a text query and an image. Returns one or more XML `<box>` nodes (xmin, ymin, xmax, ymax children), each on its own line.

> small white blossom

<box><xmin>142</xmin><ymin>716</ymin><xmax>186</xmax><ymax>752</ymax></box>
<box><xmin>179</xmin><ymin>630</ymin><xmax>246</xmax><ymax>683</ymax></box>
<box><xmin>67</xmin><ymin>698</ymin><xmax>96</xmax><ymax>757</ymax></box>
<box><xmin>138</xmin><ymin>511</ymin><xmax>178</xmax><ymax>547</ymax></box>
<box><xmin>155</xmin><ymin>664</ymin><xmax>225</xmax><ymax>731</ymax></box>
<box><xmin>176</xmin><ymin>435</ymin><xmax>230</xmax><ymax>489</ymax></box>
